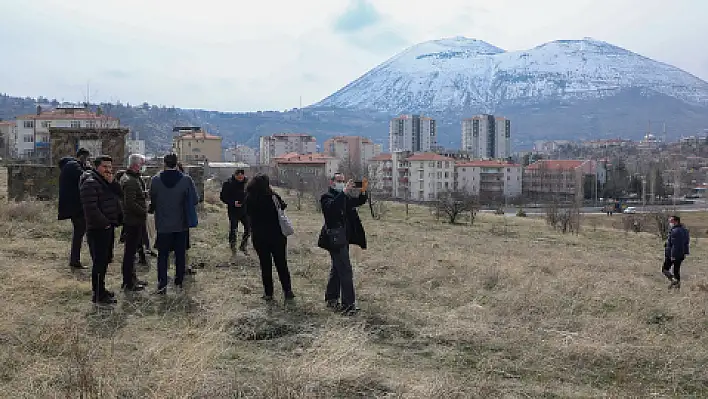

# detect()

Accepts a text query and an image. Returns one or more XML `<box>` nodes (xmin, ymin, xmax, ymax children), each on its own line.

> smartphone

<box><xmin>354</xmin><ymin>181</ymin><xmax>363</xmax><ymax>188</ymax></box>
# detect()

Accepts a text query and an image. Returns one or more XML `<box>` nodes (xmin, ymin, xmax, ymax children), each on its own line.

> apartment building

<box><xmin>226</xmin><ymin>145</ymin><xmax>259</xmax><ymax>165</ymax></box>
<box><xmin>389</xmin><ymin>114</ymin><xmax>437</xmax><ymax>152</ymax></box>
<box><xmin>260</xmin><ymin>133</ymin><xmax>317</xmax><ymax>165</ymax></box>
<box><xmin>523</xmin><ymin>160</ymin><xmax>606</xmax><ymax>202</ymax></box>
<box><xmin>454</xmin><ymin>160</ymin><xmax>523</xmax><ymax>200</ymax></box>
<box><xmin>391</xmin><ymin>151</ymin><xmax>455</xmax><ymax>201</ymax></box>
<box><xmin>0</xmin><ymin>120</ymin><xmax>16</xmax><ymax>159</ymax></box>
<box><xmin>14</xmin><ymin>106</ymin><xmax>119</xmax><ymax>160</ymax></box>
<box><xmin>273</xmin><ymin>153</ymin><xmax>340</xmax><ymax>186</ymax></box>
<box><xmin>323</xmin><ymin>135</ymin><xmax>381</xmax><ymax>171</ymax></box>
<box><xmin>367</xmin><ymin>153</ymin><xmax>394</xmax><ymax>197</ymax></box>
<box><xmin>172</xmin><ymin>126</ymin><xmax>223</xmax><ymax>164</ymax></box>
<box><xmin>461</xmin><ymin>114</ymin><xmax>511</xmax><ymax>159</ymax></box>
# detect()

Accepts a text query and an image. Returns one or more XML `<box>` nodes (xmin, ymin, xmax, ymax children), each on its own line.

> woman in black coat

<box><xmin>245</xmin><ymin>174</ymin><xmax>294</xmax><ymax>301</ymax></box>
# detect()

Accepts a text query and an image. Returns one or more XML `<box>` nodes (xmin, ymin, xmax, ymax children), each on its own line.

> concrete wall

<box><xmin>6</xmin><ymin>164</ymin><xmax>205</xmax><ymax>202</ymax></box>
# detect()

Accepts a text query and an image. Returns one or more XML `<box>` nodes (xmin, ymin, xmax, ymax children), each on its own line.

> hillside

<box><xmin>1</xmin><ymin>169</ymin><xmax>708</xmax><ymax>397</ymax></box>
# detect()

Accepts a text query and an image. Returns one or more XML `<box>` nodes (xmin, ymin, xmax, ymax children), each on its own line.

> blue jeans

<box><xmin>156</xmin><ymin>231</ymin><xmax>188</xmax><ymax>290</ymax></box>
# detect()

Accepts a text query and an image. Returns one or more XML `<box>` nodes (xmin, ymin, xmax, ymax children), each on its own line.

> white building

<box><xmin>226</xmin><ymin>145</ymin><xmax>259</xmax><ymax>165</ymax></box>
<box><xmin>454</xmin><ymin>160</ymin><xmax>523</xmax><ymax>200</ymax></box>
<box><xmin>461</xmin><ymin>115</ymin><xmax>511</xmax><ymax>159</ymax></box>
<box><xmin>367</xmin><ymin>153</ymin><xmax>394</xmax><ymax>198</ymax></box>
<box><xmin>389</xmin><ymin>115</ymin><xmax>437</xmax><ymax>153</ymax></box>
<box><xmin>387</xmin><ymin>151</ymin><xmax>454</xmax><ymax>201</ymax></box>
<box><xmin>259</xmin><ymin>133</ymin><xmax>317</xmax><ymax>165</ymax></box>
<box><xmin>323</xmin><ymin>136</ymin><xmax>381</xmax><ymax>171</ymax></box>
<box><xmin>14</xmin><ymin>106</ymin><xmax>119</xmax><ymax>160</ymax></box>
<box><xmin>125</xmin><ymin>139</ymin><xmax>146</xmax><ymax>156</ymax></box>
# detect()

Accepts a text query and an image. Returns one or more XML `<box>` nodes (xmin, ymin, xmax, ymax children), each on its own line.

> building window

<box><xmin>507</xmin><ymin>176</ymin><xmax>510</xmax><ymax>181</ymax></box>
<box><xmin>71</xmin><ymin>121</ymin><xmax>81</xmax><ymax>128</ymax></box>
<box><xmin>23</xmin><ymin>121</ymin><xmax>34</xmax><ymax>128</ymax></box>
<box><xmin>23</xmin><ymin>135</ymin><xmax>34</xmax><ymax>143</ymax></box>
<box><xmin>86</xmin><ymin>120</ymin><xmax>96</xmax><ymax>128</ymax></box>
<box><xmin>41</xmin><ymin>121</ymin><xmax>51</xmax><ymax>128</ymax></box>
<box><xmin>429</xmin><ymin>162</ymin><xmax>434</xmax><ymax>167</ymax></box>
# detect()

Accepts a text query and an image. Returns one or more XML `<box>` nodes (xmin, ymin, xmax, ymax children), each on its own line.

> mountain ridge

<box><xmin>313</xmin><ymin>36</ymin><xmax>708</xmax><ymax>113</ymax></box>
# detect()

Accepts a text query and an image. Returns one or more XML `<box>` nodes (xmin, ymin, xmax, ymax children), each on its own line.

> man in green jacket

<box><xmin>119</xmin><ymin>154</ymin><xmax>149</xmax><ymax>291</ymax></box>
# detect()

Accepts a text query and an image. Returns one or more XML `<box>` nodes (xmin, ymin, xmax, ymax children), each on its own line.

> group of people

<box><xmin>58</xmin><ymin>148</ymin><xmax>369</xmax><ymax>314</ymax></box>
<box><xmin>59</xmin><ymin>149</ymin><xmax>199</xmax><ymax>304</ymax></box>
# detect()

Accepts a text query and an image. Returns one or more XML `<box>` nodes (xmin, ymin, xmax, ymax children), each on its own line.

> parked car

<box><xmin>623</xmin><ymin>207</ymin><xmax>637</xmax><ymax>214</ymax></box>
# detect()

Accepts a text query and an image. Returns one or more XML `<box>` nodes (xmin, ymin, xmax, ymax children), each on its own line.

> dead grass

<box><xmin>1</xmin><ymin>177</ymin><xmax>708</xmax><ymax>397</ymax></box>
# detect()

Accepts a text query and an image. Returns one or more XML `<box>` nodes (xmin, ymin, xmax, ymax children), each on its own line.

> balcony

<box><xmin>35</xmin><ymin>142</ymin><xmax>50</xmax><ymax>148</ymax></box>
<box><xmin>398</xmin><ymin>177</ymin><xmax>409</xmax><ymax>183</ymax></box>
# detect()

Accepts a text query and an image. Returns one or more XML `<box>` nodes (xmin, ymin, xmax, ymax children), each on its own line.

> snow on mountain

<box><xmin>313</xmin><ymin>36</ymin><xmax>708</xmax><ymax>113</ymax></box>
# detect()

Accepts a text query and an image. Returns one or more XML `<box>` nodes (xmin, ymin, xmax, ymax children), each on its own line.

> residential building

<box><xmin>0</xmin><ymin>120</ymin><xmax>16</xmax><ymax>159</ymax></box>
<box><xmin>390</xmin><ymin>151</ymin><xmax>455</xmax><ymax>201</ymax></box>
<box><xmin>172</xmin><ymin>126</ymin><xmax>223</xmax><ymax>164</ymax></box>
<box><xmin>273</xmin><ymin>152</ymin><xmax>340</xmax><ymax>186</ymax></box>
<box><xmin>259</xmin><ymin>133</ymin><xmax>317</xmax><ymax>165</ymax></box>
<box><xmin>461</xmin><ymin>114</ymin><xmax>511</xmax><ymax>159</ymax></box>
<box><xmin>14</xmin><ymin>105</ymin><xmax>119</xmax><ymax>161</ymax></box>
<box><xmin>323</xmin><ymin>135</ymin><xmax>381</xmax><ymax>173</ymax></box>
<box><xmin>226</xmin><ymin>145</ymin><xmax>259</xmax><ymax>165</ymax></box>
<box><xmin>125</xmin><ymin>131</ymin><xmax>145</xmax><ymax>157</ymax></box>
<box><xmin>367</xmin><ymin>153</ymin><xmax>394</xmax><ymax>197</ymax></box>
<box><xmin>523</xmin><ymin>160</ymin><xmax>606</xmax><ymax>202</ymax></box>
<box><xmin>455</xmin><ymin>160</ymin><xmax>523</xmax><ymax>200</ymax></box>
<box><xmin>389</xmin><ymin>115</ymin><xmax>437</xmax><ymax>153</ymax></box>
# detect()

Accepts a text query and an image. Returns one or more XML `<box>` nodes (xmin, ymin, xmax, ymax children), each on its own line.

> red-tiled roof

<box><xmin>526</xmin><ymin>160</ymin><xmax>586</xmax><ymax>170</ymax></box>
<box><xmin>456</xmin><ymin>160</ymin><xmax>521</xmax><ymax>167</ymax></box>
<box><xmin>275</xmin><ymin>153</ymin><xmax>335</xmax><ymax>164</ymax></box>
<box><xmin>16</xmin><ymin>109</ymin><xmax>118</xmax><ymax>121</ymax></box>
<box><xmin>405</xmin><ymin>152</ymin><xmax>454</xmax><ymax>161</ymax></box>
<box><xmin>369</xmin><ymin>153</ymin><xmax>392</xmax><ymax>161</ymax></box>
<box><xmin>177</xmin><ymin>131</ymin><xmax>221</xmax><ymax>140</ymax></box>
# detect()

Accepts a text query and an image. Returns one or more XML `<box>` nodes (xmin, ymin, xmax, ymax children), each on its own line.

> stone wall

<box><xmin>7</xmin><ymin>165</ymin><xmax>59</xmax><ymax>201</ymax></box>
<box><xmin>49</xmin><ymin>127</ymin><xmax>129</xmax><ymax>166</ymax></box>
<box><xmin>6</xmin><ymin>164</ymin><xmax>205</xmax><ymax>202</ymax></box>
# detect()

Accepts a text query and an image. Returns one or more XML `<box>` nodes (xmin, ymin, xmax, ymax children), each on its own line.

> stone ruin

<box><xmin>49</xmin><ymin>127</ymin><xmax>129</xmax><ymax>166</ymax></box>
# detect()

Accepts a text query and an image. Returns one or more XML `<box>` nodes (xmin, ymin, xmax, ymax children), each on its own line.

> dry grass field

<box><xmin>1</xmin><ymin>167</ymin><xmax>708</xmax><ymax>397</ymax></box>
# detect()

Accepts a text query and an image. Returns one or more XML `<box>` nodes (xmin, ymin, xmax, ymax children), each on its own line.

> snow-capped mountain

<box><xmin>314</xmin><ymin>36</ymin><xmax>708</xmax><ymax>113</ymax></box>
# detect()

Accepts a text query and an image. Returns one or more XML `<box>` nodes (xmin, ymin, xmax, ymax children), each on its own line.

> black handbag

<box><xmin>318</xmin><ymin>208</ymin><xmax>348</xmax><ymax>250</ymax></box>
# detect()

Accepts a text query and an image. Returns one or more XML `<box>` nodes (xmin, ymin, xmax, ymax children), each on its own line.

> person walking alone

<box><xmin>245</xmin><ymin>174</ymin><xmax>294</xmax><ymax>301</ymax></box>
<box><xmin>150</xmin><ymin>154</ymin><xmax>199</xmax><ymax>294</ymax></box>
<box><xmin>318</xmin><ymin>173</ymin><xmax>368</xmax><ymax>315</ymax></box>
<box><xmin>80</xmin><ymin>155</ymin><xmax>123</xmax><ymax>305</ymax></box>
<box><xmin>662</xmin><ymin>215</ymin><xmax>690</xmax><ymax>290</ymax></box>
<box><xmin>220</xmin><ymin>169</ymin><xmax>250</xmax><ymax>253</ymax></box>
<box><xmin>58</xmin><ymin>148</ymin><xmax>91</xmax><ymax>269</ymax></box>
<box><xmin>119</xmin><ymin>154</ymin><xmax>150</xmax><ymax>291</ymax></box>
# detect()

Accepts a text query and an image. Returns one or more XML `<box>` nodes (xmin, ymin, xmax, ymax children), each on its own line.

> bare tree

<box><xmin>435</xmin><ymin>190</ymin><xmax>479</xmax><ymax>224</ymax></box>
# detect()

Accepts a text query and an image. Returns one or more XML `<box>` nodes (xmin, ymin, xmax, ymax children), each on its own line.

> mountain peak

<box><xmin>315</xmin><ymin>36</ymin><xmax>708</xmax><ymax>113</ymax></box>
<box><xmin>404</xmin><ymin>36</ymin><xmax>506</xmax><ymax>60</ymax></box>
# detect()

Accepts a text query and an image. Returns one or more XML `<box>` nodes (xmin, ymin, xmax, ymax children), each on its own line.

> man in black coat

<box><xmin>58</xmin><ymin>148</ymin><xmax>91</xmax><ymax>269</ymax></box>
<box><xmin>318</xmin><ymin>173</ymin><xmax>368</xmax><ymax>315</ymax></box>
<box><xmin>80</xmin><ymin>155</ymin><xmax>123</xmax><ymax>305</ymax></box>
<box><xmin>220</xmin><ymin>169</ymin><xmax>250</xmax><ymax>252</ymax></box>
<box><xmin>662</xmin><ymin>215</ymin><xmax>690</xmax><ymax>290</ymax></box>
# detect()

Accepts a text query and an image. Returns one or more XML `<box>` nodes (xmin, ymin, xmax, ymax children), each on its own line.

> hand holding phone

<box><xmin>235</xmin><ymin>201</ymin><xmax>242</xmax><ymax>207</ymax></box>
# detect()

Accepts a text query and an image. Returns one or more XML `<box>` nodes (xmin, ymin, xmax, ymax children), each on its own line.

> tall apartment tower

<box><xmin>389</xmin><ymin>114</ymin><xmax>436</xmax><ymax>152</ymax></box>
<box><xmin>461</xmin><ymin>115</ymin><xmax>511</xmax><ymax>159</ymax></box>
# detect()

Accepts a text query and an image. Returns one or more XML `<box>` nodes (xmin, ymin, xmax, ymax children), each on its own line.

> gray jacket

<box><xmin>150</xmin><ymin>169</ymin><xmax>198</xmax><ymax>234</ymax></box>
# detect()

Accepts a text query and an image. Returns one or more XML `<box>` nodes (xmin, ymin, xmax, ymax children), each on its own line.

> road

<box><xmin>481</xmin><ymin>201</ymin><xmax>708</xmax><ymax>217</ymax></box>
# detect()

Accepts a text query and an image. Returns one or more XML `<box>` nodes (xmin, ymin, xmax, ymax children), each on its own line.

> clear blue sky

<box><xmin>1</xmin><ymin>0</ymin><xmax>706</xmax><ymax>112</ymax></box>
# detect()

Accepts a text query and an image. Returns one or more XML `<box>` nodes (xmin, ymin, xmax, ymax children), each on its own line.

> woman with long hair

<box><xmin>245</xmin><ymin>174</ymin><xmax>294</xmax><ymax>301</ymax></box>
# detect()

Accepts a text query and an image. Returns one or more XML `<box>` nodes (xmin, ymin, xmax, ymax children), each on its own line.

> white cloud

<box><xmin>0</xmin><ymin>0</ymin><xmax>706</xmax><ymax>112</ymax></box>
